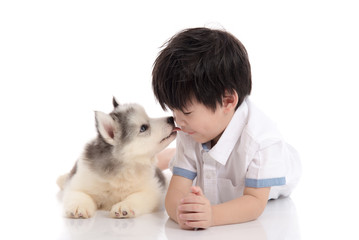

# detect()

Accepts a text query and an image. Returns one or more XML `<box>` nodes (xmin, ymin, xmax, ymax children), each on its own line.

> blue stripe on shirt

<box><xmin>245</xmin><ymin>177</ymin><xmax>286</xmax><ymax>188</ymax></box>
<box><xmin>173</xmin><ymin>167</ymin><xmax>197</xmax><ymax>180</ymax></box>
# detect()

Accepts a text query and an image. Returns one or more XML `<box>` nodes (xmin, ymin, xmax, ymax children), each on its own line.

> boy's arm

<box><xmin>179</xmin><ymin>186</ymin><xmax>270</xmax><ymax>228</ymax></box>
<box><xmin>165</xmin><ymin>175</ymin><xmax>193</xmax><ymax>224</ymax></box>
<box><xmin>156</xmin><ymin>148</ymin><xmax>176</xmax><ymax>170</ymax></box>
<box><xmin>211</xmin><ymin>187</ymin><xmax>270</xmax><ymax>226</ymax></box>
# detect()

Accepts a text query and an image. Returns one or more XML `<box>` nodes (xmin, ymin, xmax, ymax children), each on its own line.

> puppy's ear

<box><xmin>113</xmin><ymin>97</ymin><xmax>120</xmax><ymax>108</ymax></box>
<box><xmin>95</xmin><ymin>111</ymin><xmax>116</xmax><ymax>145</ymax></box>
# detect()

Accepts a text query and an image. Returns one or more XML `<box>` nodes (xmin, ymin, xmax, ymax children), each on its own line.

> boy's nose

<box><xmin>172</xmin><ymin>111</ymin><xmax>186</xmax><ymax>127</ymax></box>
<box><xmin>173</xmin><ymin>117</ymin><xmax>184</xmax><ymax>127</ymax></box>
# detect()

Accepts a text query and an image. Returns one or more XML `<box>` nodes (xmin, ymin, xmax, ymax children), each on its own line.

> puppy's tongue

<box><xmin>172</xmin><ymin>127</ymin><xmax>182</xmax><ymax>132</ymax></box>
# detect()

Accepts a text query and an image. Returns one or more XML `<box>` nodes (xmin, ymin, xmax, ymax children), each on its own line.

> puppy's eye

<box><xmin>140</xmin><ymin>124</ymin><xmax>148</xmax><ymax>133</ymax></box>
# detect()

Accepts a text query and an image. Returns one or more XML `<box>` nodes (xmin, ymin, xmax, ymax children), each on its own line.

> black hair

<box><xmin>152</xmin><ymin>27</ymin><xmax>252</xmax><ymax>112</ymax></box>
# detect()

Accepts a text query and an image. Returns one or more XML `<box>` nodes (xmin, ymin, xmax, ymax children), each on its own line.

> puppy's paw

<box><xmin>110</xmin><ymin>202</ymin><xmax>136</xmax><ymax>218</ymax></box>
<box><xmin>64</xmin><ymin>193</ymin><xmax>96</xmax><ymax>218</ymax></box>
<box><xmin>65</xmin><ymin>202</ymin><xmax>96</xmax><ymax>219</ymax></box>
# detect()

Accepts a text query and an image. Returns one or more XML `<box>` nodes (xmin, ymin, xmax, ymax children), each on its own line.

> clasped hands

<box><xmin>176</xmin><ymin>186</ymin><xmax>213</xmax><ymax>230</ymax></box>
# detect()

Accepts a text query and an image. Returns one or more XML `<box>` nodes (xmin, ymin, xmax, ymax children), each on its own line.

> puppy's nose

<box><xmin>167</xmin><ymin>117</ymin><xmax>175</xmax><ymax>125</ymax></box>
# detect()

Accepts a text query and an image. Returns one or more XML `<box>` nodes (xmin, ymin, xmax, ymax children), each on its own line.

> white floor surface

<box><xmin>55</xmin><ymin>197</ymin><xmax>300</xmax><ymax>240</ymax></box>
<box><xmin>1</xmin><ymin>169</ymin><xmax>358</xmax><ymax>240</ymax></box>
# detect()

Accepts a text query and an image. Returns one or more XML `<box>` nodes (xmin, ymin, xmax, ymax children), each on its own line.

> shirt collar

<box><xmin>204</xmin><ymin>99</ymin><xmax>248</xmax><ymax>165</ymax></box>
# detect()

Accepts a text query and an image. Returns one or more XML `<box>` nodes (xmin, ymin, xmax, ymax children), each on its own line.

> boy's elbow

<box><xmin>239</xmin><ymin>203</ymin><xmax>266</xmax><ymax>223</ymax></box>
<box><xmin>251</xmin><ymin>205</ymin><xmax>266</xmax><ymax>221</ymax></box>
<box><xmin>165</xmin><ymin>193</ymin><xmax>178</xmax><ymax>223</ymax></box>
<box><xmin>243</xmin><ymin>187</ymin><xmax>270</xmax><ymax>221</ymax></box>
<box><xmin>252</xmin><ymin>196</ymin><xmax>270</xmax><ymax>222</ymax></box>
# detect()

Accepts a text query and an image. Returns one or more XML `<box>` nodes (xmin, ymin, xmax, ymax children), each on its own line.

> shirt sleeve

<box><xmin>169</xmin><ymin>132</ymin><xmax>197</xmax><ymax>181</ymax></box>
<box><xmin>245</xmin><ymin>140</ymin><xmax>287</xmax><ymax>188</ymax></box>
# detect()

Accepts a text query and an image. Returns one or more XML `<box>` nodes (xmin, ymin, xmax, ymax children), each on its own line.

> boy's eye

<box><xmin>181</xmin><ymin>110</ymin><xmax>192</xmax><ymax>115</ymax></box>
<box><xmin>140</xmin><ymin>124</ymin><xmax>149</xmax><ymax>132</ymax></box>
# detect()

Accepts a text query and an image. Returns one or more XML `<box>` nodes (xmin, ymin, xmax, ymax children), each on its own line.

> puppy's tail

<box><xmin>57</xmin><ymin>161</ymin><xmax>78</xmax><ymax>190</ymax></box>
<box><xmin>56</xmin><ymin>173</ymin><xmax>69</xmax><ymax>190</ymax></box>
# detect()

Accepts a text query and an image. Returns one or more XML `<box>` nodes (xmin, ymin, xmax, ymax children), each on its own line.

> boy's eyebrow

<box><xmin>170</xmin><ymin>103</ymin><xmax>192</xmax><ymax>113</ymax></box>
<box><xmin>181</xmin><ymin>104</ymin><xmax>193</xmax><ymax>113</ymax></box>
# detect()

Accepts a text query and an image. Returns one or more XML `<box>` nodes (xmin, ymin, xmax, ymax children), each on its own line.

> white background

<box><xmin>1</xmin><ymin>0</ymin><xmax>358</xmax><ymax>239</ymax></box>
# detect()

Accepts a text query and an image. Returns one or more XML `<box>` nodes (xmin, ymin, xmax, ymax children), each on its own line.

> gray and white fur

<box><xmin>57</xmin><ymin>98</ymin><xmax>177</xmax><ymax>218</ymax></box>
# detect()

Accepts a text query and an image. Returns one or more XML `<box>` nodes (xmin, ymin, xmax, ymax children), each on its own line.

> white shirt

<box><xmin>170</xmin><ymin>98</ymin><xmax>301</xmax><ymax>204</ymax></box>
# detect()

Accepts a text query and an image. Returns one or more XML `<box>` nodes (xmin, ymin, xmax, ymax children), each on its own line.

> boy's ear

<box><xmin>95</xmin><ymin>111</ymin><xmax>116</xmax><ymax>145</ymax></box>
<box><xmin>222</xmin><ymin>90</ymin><xmax>238</xmax><ymax>113</ymax></box>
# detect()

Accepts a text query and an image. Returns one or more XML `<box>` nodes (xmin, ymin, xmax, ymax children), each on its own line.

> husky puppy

<box><xmin>57</xmin><ymin>98</ymin><xmax>178</xmax><ymax>218</ymax></box>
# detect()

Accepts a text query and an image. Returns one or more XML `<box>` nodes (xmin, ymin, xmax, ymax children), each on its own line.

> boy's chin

<box><xmin>191</xmin><ymin>135</ymin><xmax>210</xmax><ymax>144</ymax></box>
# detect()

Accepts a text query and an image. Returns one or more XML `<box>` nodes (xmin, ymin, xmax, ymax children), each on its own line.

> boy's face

<box><xmin>172</xmin><ymin>99</ymin><xmax>233</xmax><ymax>145</ymax></box>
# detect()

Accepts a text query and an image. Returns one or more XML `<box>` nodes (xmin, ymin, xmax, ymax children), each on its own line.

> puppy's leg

<box><xmin>63</xmin><ymin>190</ymin><xmax>97</xmax><ymax>218</ymax></box>
<box><xmin>110</xmin><ymin>187</ymin><xmax>161</xmax><ymax>218</ymax></box>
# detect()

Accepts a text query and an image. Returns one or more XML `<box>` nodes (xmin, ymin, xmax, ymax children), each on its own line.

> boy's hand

<box><xmin>177</xmin><ymin>186</ymin><xmax>212</xmax><ymax>230</ymax></box>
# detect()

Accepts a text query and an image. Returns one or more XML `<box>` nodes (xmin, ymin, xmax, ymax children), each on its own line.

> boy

<box><xmin>152</xmin><ymin>27</ymin><xmax>301</xmax><ymax>230</ymax></box>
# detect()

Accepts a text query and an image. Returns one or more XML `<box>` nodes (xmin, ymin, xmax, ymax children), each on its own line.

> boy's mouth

<box><xmin>182</xmin><ymin>129</ymin><xmax>195</xmax><ymax>135</ymax></box>
<box><xmin>172</xmin><ymin>127</ymin><xmax>195</xmax><ymax>135</ymax></box>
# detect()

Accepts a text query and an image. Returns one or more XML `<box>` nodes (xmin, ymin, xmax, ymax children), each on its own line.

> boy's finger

<box><xmin>185</xmin><ymin>220</ymin><xmax>210</xmax><ymax>229</ymax></box>
<box><xmin>179</xmin><ymin>212</ymin><xmax>207</xmax><ymax>221</ymax></box>
<box><xmin>178</xmin><ymin>203</ymin><xmax>205</xmax><ymax>213</ymax></box>
<box><xmin>190</xmin><ymin>186</ymin><xmax>204</xmax><ymax>196</ymax></box>
<box><xmin>180</xmin><ymin>195</ymin><xmax>204</xmax><ymax>204</ymax></box>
